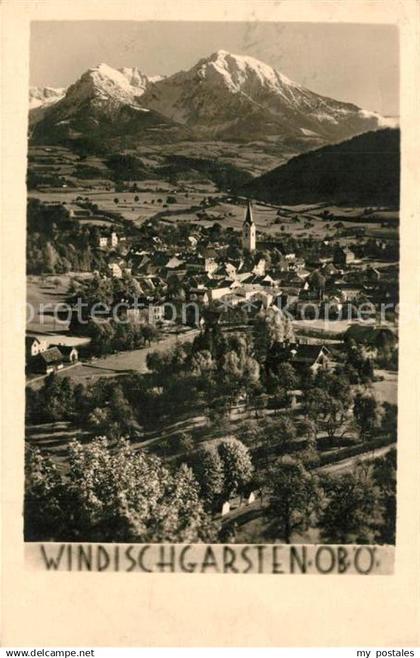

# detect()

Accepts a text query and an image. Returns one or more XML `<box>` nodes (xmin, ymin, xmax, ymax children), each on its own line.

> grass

<box><xmin>371</xmin><ymin>369</ymin><xmax>398</xmax><ymax>405</ymax></box>
<box><xmin>26</xmin><ymin>272</ymin><xmax>93</xmax><ymax>334</ymax></box>
<box><xmin>56</xmin><ymin>328</ymin><xmax>199</xmax><ymax>384</ymax></box>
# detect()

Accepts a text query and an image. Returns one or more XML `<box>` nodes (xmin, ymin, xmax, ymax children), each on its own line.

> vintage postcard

<box><xmin>1</xmin><ymin>0</ymin><xmax>419</xmax><ymax>648</ymax></box>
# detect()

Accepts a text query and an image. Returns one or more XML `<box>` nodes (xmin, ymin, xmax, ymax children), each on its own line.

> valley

<box><xmin>25</xmin><ymin>48</ymin><xmax>399</xmax><ymax>548</ymax></box>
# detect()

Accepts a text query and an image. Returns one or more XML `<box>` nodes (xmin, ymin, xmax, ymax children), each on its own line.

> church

<box><xmin>242</xmin><ymin>200</ymin><xmax>256</xmax><ymax>254</ymax></box>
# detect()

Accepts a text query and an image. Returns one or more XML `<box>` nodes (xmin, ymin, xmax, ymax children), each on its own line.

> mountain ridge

<box><xmin>29</xmin><ymin>52</ymin><xmax>398</xmax><ymax>154</ymax></box>
<box><xmin>140</xmin><ymin>50</ymin><xmax>392</xmax><ymax>142</ymax></box>
<box><xmin>244</xmin><ymin>128</ymin><xmax>400</xmax><ymax>206</ymax></box>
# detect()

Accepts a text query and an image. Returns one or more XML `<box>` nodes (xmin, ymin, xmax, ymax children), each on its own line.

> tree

<box><xmin>25</xmin><ymin>438</ymin><xmax>218</xmax><ymax>543</ymax></box>
<box><xmin>114</xmin><ymin>197</ymin><xmax>119</xmax><ymax>205</ymax></box>
<box><xmin>381</xmin><ymin>402</ymin><xmax>397</xmax><ymax>436</ymax></box>
<box><xmin>297</xmin><ymin>418</ymin><xmax>317</xmax><ymax>447</ymax></box>
<box><xmin>274</xmin><ymin>362</ymin><xmax>298</xmax><ymax>392</ymax></box>
<box><xmin>345</xmin><ymin>341</ymin><xmax>374</xmax><ymax>383</ymax></box>
<box><xmin>307</xmin><ymin>270</ymin><xmax>326</xmax><ymax>299</ymax></box>
<box><xmin>87</xmin><ymin>407</ymin><xmax>112</xmax><ymax>432</ymax></box>
<box><xmin>175</xmin><ymin>431</ymin><xmax>194</xmax><ymax>454</ymax></box>
<box><xmin>217</xmin><ymin>439</ymin><xmax>254</xmax><ymax>500</ymax></box>
<box><xmin>24</xmin><ymin>447</ymin><xmax>66</xmax><ymax>540</ymax></box>
<box><xmin>108</xmin><ymin>385</ymin><xmax>135</xmax><ymax>429</ymax></box>
<box><xmin>353</xmin><ymin>393</ymin><xmax>381</xmax><ymax>439</ymax></box>
<box><xmin>268</xmin><ymin>459</ymin><xmax>323</xmax><ymax>543</ymax></box>
<box><xmin>314</xmin><ymin>371</ymin><xmax>352</xmax><ymax>404</ymax></box>
<box><xmin>142</xmin><ymin>324</ymin><xmax>158</xmax><ymax>346</ymax></box>
<box><xmin>33</xmin><ymin>375</ymin><xmax>75</xmax><ymax>422</ymax></box>
<box><xmin>253</xmin><ymin>308</ymin><xmax>294</xmax><ymax>362</ymax></box>
<box><xmin>265</xmin><ymin>415</ymin><xmax>297</xmax><ymax>459</ymax></box>
<box><xmin>237</xmin><ymin>418</ymin><xmax>265</xmax><ymax>448</ymax></box>
<box><xmin>192</xmin><ymin>447</ymin><xmax>225</xmax><ymax>509</ymax></box>
<box><xmin>319</xmin><ymin>469</ymin><xmax>383</xmax><ymax>544</ymax></box>
<box><xmin>304</xmin><ymin>388</ymin><xmax>352</xmax><ymax>441</ymax></box>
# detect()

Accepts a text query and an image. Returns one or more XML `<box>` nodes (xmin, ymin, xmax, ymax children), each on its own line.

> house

<box><xmin>98</xmin><ymin>231</ymin><xmax>119</xmax><ymax>249</ymax></box>
<box><xmin>107</xmin><ymin>258</ymin><xmax>131</xmax><ymax>279</ymax></box>
<box><xmin>149</xmin><ymin>304</ymin><xmax>164</xmax><ymax>323</ymax></box>
<box><xmin>338</xmin><ymin>282</ymin><xmax>363</xmax><ymax>301</ymax></box>
<box><xmin>202</xmin><ymin>248</ymin><xmax>219</xmax><ymax>275</ymax></box>
<box><xmin>207</xmin><ymin>279</ymin><xmax>239</xmax><ymax>303</ymax></box>
<box><xmin>52</xmin><ymin>345</ymin><xmax>79</xmax><ymax>363</ymax></box>
<box><xmin>278</xmin><ymin>271</ymin><xmax>308</xmax><ymax>291</ymax></box>
<box><xmin>25</xmin><ymin>336</ymin><xmax>48</xmax><ymax>362</ymax></box>
<box><xmin>108</xmin><ymin>262</ymin><xmax>123</xmax><ymax>279</ymax></box>
<box><xmin>320</xmin><ymin>262</ymin><xmax>340</xmax><ymax>278</ymax></box>
<box><xmin>69</xmin><ymin>208</ymin><xmax>92</xmax><ymax>219</ymax></box>
<box><xmin>165</xmin><ymin>256</ymin><xmax>185</xmax><ymax>270</ymax></box>
<box><xmin>131</xmin><ymin>254</ymin><xmax>158</xmax><ymax>276</ymax></box>
<box><xmin>267</xmin><ymin>342</ymin><xmax>331</xmax><ymax>374</ymax></box>
<box><xmin>30</xmin><ymin>347</ymin><xmax>64</xmax><ymax>375</ymax></box>
<box><xmin>333</xmin><ymin>246</ymin><xmax>356</xmax><ymax>267</ymax></box>
<box><xmin>212</xmin><ymin>262</ymin><xmax>237</xmax><ymax>281</ymax></box>
<box><xmin>365</xmin><ymin>266</ymin><xmax>381</xmax><ymax>283</ymax></box>
<box><xmin>113</xmin><ymin>294</ymin><xmax>165</xmax><ymax>325</ymax></box>
<box><xmin>289</xmin><ymin>257</ymin><xmax>306</xmax><ymax>272</ymax></box>
<box><xmin>247</xmin><ymin>290</ymin><xmax>274</xmax><ymax>309</ymax></box>
<box><xmin>252</xmin><ymin>257</ymin><xmax>266</xmax><ymax>277</ymax></box>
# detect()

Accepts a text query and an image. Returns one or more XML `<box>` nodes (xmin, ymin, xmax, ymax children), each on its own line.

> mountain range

<box><xmin>29</xmin><ymin>51</ymin><xmax>396</xmax><ymax>151</ymax></box>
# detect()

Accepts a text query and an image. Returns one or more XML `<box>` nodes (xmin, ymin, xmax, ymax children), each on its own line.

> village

<box><xmin>26</xmin><ymin>189</ymin><xmax>398</xmax><ymax>374</ymax></box>
<box><xmin>25</xmin><ymin>187</ymin><xmax>398</xmax><ymax>544</ymax></box>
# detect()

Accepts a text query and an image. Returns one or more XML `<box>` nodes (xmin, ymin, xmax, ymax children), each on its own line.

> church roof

<box><xmin>243</xmin><ymin>200</ymin><xmax>255</xmax><ymax>226</ymax></box>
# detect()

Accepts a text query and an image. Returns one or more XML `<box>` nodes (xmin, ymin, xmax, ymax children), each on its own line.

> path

<box><xmin>316</xmin><ymin>443</ymin><xmax>395</xmax><ymax>475</ymax></box>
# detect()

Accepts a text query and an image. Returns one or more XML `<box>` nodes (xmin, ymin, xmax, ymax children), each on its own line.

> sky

<box><xmin>30</xmin><ymin>21</ymin><xmax>399</xmax><ymax>116</ymax></box>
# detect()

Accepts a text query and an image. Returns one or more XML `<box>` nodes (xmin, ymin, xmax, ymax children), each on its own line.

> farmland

<box><xmin>27</xmin><ymin>144</ymin><xmax>398</xmax><ymax>244</ymax></box>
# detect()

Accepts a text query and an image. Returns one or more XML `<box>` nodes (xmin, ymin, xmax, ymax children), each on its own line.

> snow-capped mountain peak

<box><xmin>30</xmin><ymin>62</ymin><xmax>191</xmax><ymax>144</ymax></box>
<box><xmin>118</xmin><ymin>67</ymin><xmax>164</xmax><ymax>92</ymax></box>
<box><xmin>54</xmin><ymin>63</ymin><xmax>162</xmax><ymax>113</ymax></box>
<box><xmin>29</xmin><ymin>86</ymin><xmax>66</xmax><ymax>110</ymax></box>
<box><xmin>142</xmin><ymin>48</ymin><xmax>314</xmax><ymax>120</ymax></box>
<box><xmin>30</xmin><ymin>52</ymin><xmax>392</xmax><ymax>148</ymax></box>
<box><xmin>141</xmin><ymin>49</ymin><xmax>388</xmax><ymax>142</ymax></box>
<box><xmin>72</xmin><ymin>63</ymin><xmax>142</xmax><ymax>102</ymax></box>
<box><xmin>29</xmin><ymin>63</ymin><xmax>149</xmax><ymax>133</ymax></box>
<box><xmin>196</xmin><ymin>50</ymin><xmax>300</xmax><ymax>95</ymax></box>
<box><xmin>118</xmin><ymin>66</ymin><xmax>150</xmax><ymax>91</ymax></box>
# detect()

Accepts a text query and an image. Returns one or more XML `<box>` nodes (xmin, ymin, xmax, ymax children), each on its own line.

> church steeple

<box><xmin>242</xmin><ymin>200</ymin><xmax>256</xmax><ymax>253</ymax></box>
<box><xmin>244</xmin><ymin>200</ymin><xmax>254</xmax><ymax>225</ymax></box>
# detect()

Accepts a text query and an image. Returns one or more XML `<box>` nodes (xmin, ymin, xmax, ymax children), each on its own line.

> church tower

<box><xmin>242</xmin><ymin>200</ymin><xmax>256</xmax><ymax>254</ymax></box>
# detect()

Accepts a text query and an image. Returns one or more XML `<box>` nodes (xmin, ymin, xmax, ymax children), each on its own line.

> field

<box><xmin>372</xmin><ymin>369</ymin><xmax>398</xmax><ymax>405</ymax></box>
<box><xmin>26</xmin><ymin>273</ymin><xmax>92</xmax><ymax>335</ymax></box>
<box><xmin>28</xmin><ymin>144</ymin><xmax>399</xmax><ymax>243</ymax></box>
<box><xmin>28</xmin><ymin>140</ymin><xmax>312</xmax><ymax>180</ymax></box>
<box><xmin>28</xmin><ymin>183</ymin><xmax>399</xmax><ymax>242</ymax></box>
<box><xmin>52</xmin><ymin>328</ymin><xmax>199</xmax><ymax>384</ymax></box>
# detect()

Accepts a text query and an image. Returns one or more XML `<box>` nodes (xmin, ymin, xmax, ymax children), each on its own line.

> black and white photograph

<box><xmin>24</xmin><ymin>19</ymin><xmax>399</xmax><ymax>560</ymax></box>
